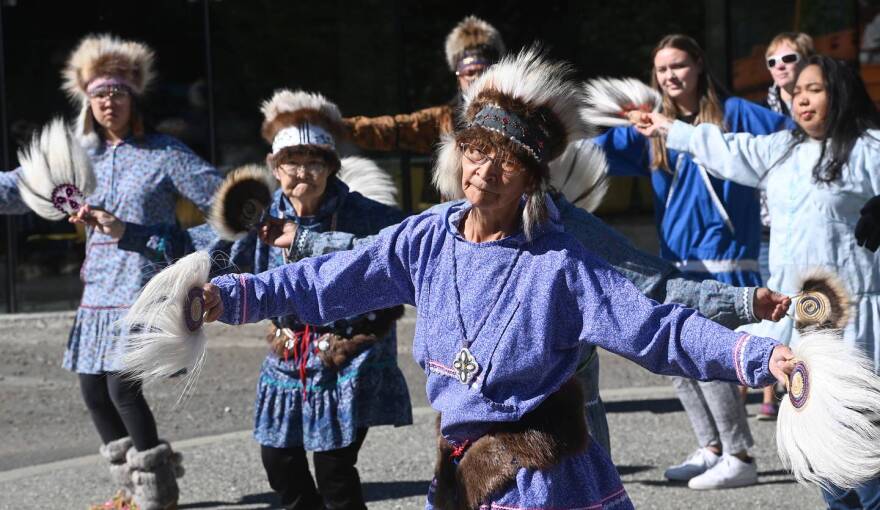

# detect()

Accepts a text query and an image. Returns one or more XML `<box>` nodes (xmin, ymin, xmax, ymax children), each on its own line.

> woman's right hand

<box><xmin>632</xmin><ymin>111</ymin><xmax>673</xmax><ymax>138</ymax></box>
<box><xmin>69</xmin><ymin>204</ymin><xmax>126</xmax><ymax>239</ymax></box>
<box><xmin>202</xmin><ymin>283</ymin><xmax>223</xmax><ymax>323</ymax></box>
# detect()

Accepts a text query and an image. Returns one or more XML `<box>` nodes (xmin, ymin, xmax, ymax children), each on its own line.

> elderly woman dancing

<box><xmin>134</xmin><ymin>49</ymin><xmax>794</xmax><ymax>509</ymax></box>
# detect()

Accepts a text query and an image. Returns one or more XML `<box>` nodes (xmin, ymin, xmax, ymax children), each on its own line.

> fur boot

<box><xmin>127</xmin><ymin>442</ymin><xmax>184</xmax><ymax>510</ymax></box>
<box><xmin>101</xmin><ymin>436</ymin><xmax>134</xmax><ymax>496</ymax></box>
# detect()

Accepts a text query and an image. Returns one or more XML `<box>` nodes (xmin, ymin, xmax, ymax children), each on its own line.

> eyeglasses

<box><xmin>455</xmin><ymin>66</ymin><xmax>486</xmax><ymax>80</ymax></box>
<box><xmin>766</xmin><ymin>53</ymin><xmax>800</xmax><ymax>68</ymax></box>
<box><xmin>460</xmin><ymin>143</ymin><xmax>524</xmax><ymax>176</ymax></box>
<box><xmin>277</xmin><ymin>162</ymin><xmax>327</xmax><ymax>176</ymax></box>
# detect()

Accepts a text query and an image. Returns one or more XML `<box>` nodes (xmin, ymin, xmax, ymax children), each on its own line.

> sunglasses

<box><xmin>766</xmin><ymin>53</ymin><xmax>800</xmax><ymax>68</ymax></box>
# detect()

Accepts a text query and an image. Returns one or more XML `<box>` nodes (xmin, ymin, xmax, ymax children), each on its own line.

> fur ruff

<box><xmin>777</xmin><ymin>330</ymin><xmax>880</xmax><ymax>490</ymax></box>
<box><xmin>581</xmin><ymin>77</ymin><xmax>662</xmax><ymax>128</ymax></box>
<box><xmin>336</xmin><ymin>156</ymin><xmax>399</xmax><ymax>207</ymax></box>
<box><xmin>444</xmin><ymin>15</ymin><xmax>505</xmax><ymax>71</ymax></box>
<box><xmin>61</xmin><ymin>34</ymin><xmax>155</xmax><ymax>105</ymax></box>
<box><xmin>794</xmin><ymin>268</ymin><xmax>852</xmax><ymax>331</ymax></box>
<box><xmin>120</xmin><ymin>251</ymin><xmax>212</xmax><ymax>402</ymax></box>
<box><xmin>260</xmin><ymin>89</ymin><xmax>343</xmax><ymax>144</ymax></box>
<box><xmin>433</xmin><ymin>378</ymin><xmax>588</xmax><ymax>509</ymax></box>
<box><xmin>208</xmin><ymin>165</ymin><xmax>276</xmax><ymax>241</ymax></box>
<box><xmin>549</xmin><ymin>140</ymin><xmax>609</xmax><ymax>212</ymax></box>
<box><xmin>16</xmin><ymin>118</ymin><xmax>95</xmax><ymax>220</ymax></box>
<box><xmin>314</xmin><ymin>306</ymin><xmax>405</xmax><ymax>370</ymax></box>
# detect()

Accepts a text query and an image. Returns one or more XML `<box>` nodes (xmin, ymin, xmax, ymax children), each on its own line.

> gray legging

<box><xmin>672</xmin><ymin>377</ymin><xmax>754</xmax><ymax>454</ymax></box>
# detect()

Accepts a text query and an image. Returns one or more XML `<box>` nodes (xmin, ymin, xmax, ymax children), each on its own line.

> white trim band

<box><xmin>674</xmin><ymin>258</ymin><xmax>760</xmax><ymax>275</ymax></box>
<box><xmin>272</xmin><ymin>123</ymin><xmax>335</xmax><ymax>154</ymax></box>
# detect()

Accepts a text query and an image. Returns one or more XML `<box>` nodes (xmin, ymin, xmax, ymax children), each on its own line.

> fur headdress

<box><xmin>445</xmin><ymin>15</ymin><xmax>505</xmax><ymax>72</ymax></box>
<box><xmin>432</xmin><ymin>47</ymin><xmax>590</xmax><ymax>237</ymax></box>
<box><xmin>61</xmin><ymin>34</ymin><xmax>156</xmax><ymax>142</ymax></box>
<box><xmin>260</xmin><ymin>89</ymin><xmax>343</xmax><ymax>162</ymax></box>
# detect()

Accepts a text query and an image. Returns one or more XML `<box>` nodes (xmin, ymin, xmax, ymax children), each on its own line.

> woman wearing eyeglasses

<box><xmin>756</xmin><ymin>32</ymin><xmax>816</xmax><ymax>420</ymax></box>
<box><xmin>591</xmin><ymin>34</ymin><xmax>793</xmax><ymax>490</ymax></box>
<box><xmin>636</xmin><ymin>54</ymin><xmax>880</xmax><ymax>510</ymax></box>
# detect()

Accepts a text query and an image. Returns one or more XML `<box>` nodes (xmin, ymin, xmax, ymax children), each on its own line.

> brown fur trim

<box><xmin>433</xmin><ymin>378</ymin><xmax>589</xmax><ymax>509</ymax></box>
<box><xmin>261</xmin><ymin>109</ymin><xmax>344</xmax><ymax>145</ymax></box>
<box><xmin>465</xmin><ymin>88</ymin><xmax>568</xmax><ymax>164</ymax></box>
<box><xmin>445</xmin><ymin>16</ymin><xmax>505</xmax><ymax>71</ymax></box>
<box><xmin>62</xmin><ymin>34</ymin><xmax>155</xmax><ymax>104</ymax></box>
<box><xmin>796</xmin><ymin>268</ymin><xmax>853</xmax><ymax>331</ymax></box>
<box><xmin>208</xmin><ymin>165</ymin><xmax>275</xmax><ymax>241</ymax></box>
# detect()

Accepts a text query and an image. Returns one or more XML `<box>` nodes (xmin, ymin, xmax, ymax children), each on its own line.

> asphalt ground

<box><xmin>0</xmin><ymin>310</ymin><xmax>827</xmax><ymax>509</ymax></box>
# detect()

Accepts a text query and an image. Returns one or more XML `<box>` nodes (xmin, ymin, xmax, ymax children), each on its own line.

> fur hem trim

<box><xmin>100</xmin><ymin>436</ymin><xmax>134</xmax><ymax>462</ymax></box>
<box><xmin>433</xmin><ymin>378</ymin><xmax>588</xmax><ymax>509</ymax></box>
<box><xmin>445</xmin><ymin>15</ymin><xmax>505</xmax><ymax>71</ymax></box>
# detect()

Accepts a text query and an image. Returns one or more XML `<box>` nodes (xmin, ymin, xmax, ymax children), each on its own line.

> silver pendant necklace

<box><xmin>449</xmin><ymin>235</ymin><xmax>522</xmax><ymax>385</ymax></box>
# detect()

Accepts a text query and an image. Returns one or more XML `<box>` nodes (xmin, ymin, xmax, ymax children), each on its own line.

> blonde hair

<box><xmin>766</xmin><ymin>32</ymin><xmax>815</xmax><ymax>59</ymax></box>
<box><xmin>649</xmin><ymin>34</ymin><xmax>726</xmax><ymax>172</ymax></box>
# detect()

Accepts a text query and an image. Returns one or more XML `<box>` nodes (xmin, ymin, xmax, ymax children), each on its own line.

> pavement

<box><xmin>0</xmin><ymin>308</ymin><xmax>829</xmax><ymax>510</ymax></box>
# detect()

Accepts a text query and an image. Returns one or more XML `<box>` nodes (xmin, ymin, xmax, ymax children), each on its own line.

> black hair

<box><xmin>790</xmin><ymin>55</ymin><xmax>880</xmax><ymax>184</ymax></box>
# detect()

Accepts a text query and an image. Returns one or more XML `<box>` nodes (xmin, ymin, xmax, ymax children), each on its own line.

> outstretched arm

<box><xmin>569</xmin><ymin>251</ymin><xmax>793</xmax><ymax>387</ymax></box>
<box><xmin>0</xmin><ymin>169</ymin><xmax>31</xmax><ymax>215</ymax></box>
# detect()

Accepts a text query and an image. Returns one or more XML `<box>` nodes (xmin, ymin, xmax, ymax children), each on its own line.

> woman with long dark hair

<box><xmin>592</xmin><ymin>34</ymin><xmax>792</xmax><ymax>489</ymax></box>
<box><xmin>638</xmin><ymin>54</ymin><xmax>880</xmax><ymax>509</ymax></box>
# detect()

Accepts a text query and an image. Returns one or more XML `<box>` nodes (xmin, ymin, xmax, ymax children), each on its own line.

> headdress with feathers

<box><xmin>61</xmin><ymin>34</ymin><xmax>156</xmax><ymax>145</ymax></box>
<box><xmin>445</xmin><ymin>15</ymin><xmax>505</xmax><ymax>72</ymax></box>
<box><xmin>432</xmin><ymin>47</ymin><xmax>593</xmax><ymax>237</ymax></box>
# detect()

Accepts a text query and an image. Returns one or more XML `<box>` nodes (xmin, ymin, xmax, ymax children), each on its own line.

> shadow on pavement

<box><xmin>178</xmin><ymin>491</ymin><xmax>277</xmax><ymax>509</ymax></box>
<box><xmin>364</xmin><ymin>479</ymin><xmax>432</xmax><ymax>500</ymax></box>
<box><xmin>605</xmin><ymin>393</ymin><xmax>764</xmax><ymax>414</ymax></box>
<box><xmin>617</xmin><ymin>464</ymin><xmax>654</xmax><ymax>476</ymax></box>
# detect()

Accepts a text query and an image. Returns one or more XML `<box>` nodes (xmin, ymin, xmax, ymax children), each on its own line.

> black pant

<box><xmin>260</xmin><ymin>428</ymin><xmax>369</xmax><ymax>510</ymax></box>
<box><xmin>78</xmin><ymin>372</ymin><xmax>160</xmax><ymax>451</ymax></box>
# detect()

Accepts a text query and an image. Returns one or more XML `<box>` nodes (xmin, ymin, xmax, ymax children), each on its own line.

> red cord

<box><xmin>299</xmin><ymin>324</ymin><xmax>310</xmax><ymax>398</ymax></box>
<box><xmin>450</xmin><ymin>440</ymin><xmax>470</xmax><ymax>460</ymax></box>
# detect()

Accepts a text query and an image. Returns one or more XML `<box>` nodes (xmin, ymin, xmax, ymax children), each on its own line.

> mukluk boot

<box><xmin>127</xmin><ymin>441</ymin><xmax>184</xmax><ymax>510</ymax></box>
<box><xmin>89</xmin><ymin>436</ymin><xmax>135</xmax><ymax>510</ymax></box>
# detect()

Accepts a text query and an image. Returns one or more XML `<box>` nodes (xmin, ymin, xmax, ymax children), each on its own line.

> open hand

<box><xmin>69</xmin><ymin>204</ymin><xmax>125</xmax><ymax>239</ymax></box>
<box><xmin>753</xmin><ymin>288</ymin><xmax>791</xmax><ymax>322</ymax></box>
<box><xmin>631</xmin><ymin>111</ymin><xmax>672</xmax><ymax>138</ymax></box>
<box><xmin>259</xmin><ymin>217</ymin><xmax>298</xmax><ymax>248</ymax></box>
<box><xmin>768</xmin><ymin>344</ymin><xmax>796</xmax><ymax>385</ymax></box>
<box><xmin>202</xmin><ymin>283</ymin><xmax>223</xmax><ymax>323</ymax></box>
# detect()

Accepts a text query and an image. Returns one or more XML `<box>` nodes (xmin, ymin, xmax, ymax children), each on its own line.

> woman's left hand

<box><xmin>631</xmin><ymin>111</ymin><xmax>672</xmax><ymax>138</ymax></box>
<box><xmin>753</xmin><ymin>288</ymin><xmax>791</xmax><ymax>322</ymax></box>
<box><xmin>259</xmin><ymin>217</ymin><xmax>298</xmax><ymax>248</ymax></box>
<box><xmin>768</xmin><ymin>344</ymin><xmax>796</xmax><ymax>384</ymax></box>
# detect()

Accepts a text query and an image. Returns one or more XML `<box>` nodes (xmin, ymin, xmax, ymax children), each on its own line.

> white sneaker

<box><xmin>664</xmin><ymin>448</ymin><xmax>721</xmax><ymax>481</ymax></box>
<box><xmin>687</xmin><ymin>454</ymin><xmax>758</xmax><ymax>489</ymax></box>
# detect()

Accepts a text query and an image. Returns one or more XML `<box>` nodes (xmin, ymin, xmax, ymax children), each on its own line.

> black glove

<box><xmin>855</xmin><ymin>195</ymin><xmax>880</xmax><ymax>252</ymax></box>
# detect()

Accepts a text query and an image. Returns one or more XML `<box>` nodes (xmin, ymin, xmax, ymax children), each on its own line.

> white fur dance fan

<box><xmin>777</xmin><ymin>329</ymin><xmax>880</xmax><ymax>489</ymax></box>
<box><xmin>121</xmin><ymin>251</ymin><xmax>212</xmax><ymax>398</ymax></box>
<box><xmin>581</xmin><ymin>77</ymin><xmax>662</xmax><ymax>128</ymax></box>
<box><xmin>16</xmin><ymin>118</ymin><xmax>95</xmax><ymax>220</ymax></box>
<box><xmin>549</xmin><ymin>140</ymin><xmax>609</xmax><ymax>212</ymax></box>
<box><xmin>337</xmin><ymin>156</ymin><xmax>399</xmax><ymax>207</ymax></box>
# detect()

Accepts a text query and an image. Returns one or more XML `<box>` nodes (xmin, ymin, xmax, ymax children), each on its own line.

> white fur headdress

<box><xmin>432</xmin><ymin>48</ymin><xmax>591</xmax><ymax>239</ymax></box>
<box><xmin>16</xmin><ymin>118</ymin><xmax>95</xmax><ymax>220</ymax></box>
<box><xmin>61</xmin><ymin>34</ymin><xmax>156</xmax><ymax>142</ymax></box>
<box><xmin>336</xmin><ymin>156</ymin><xmax>399</xmax><ymax>207</ymax></box>
<box><xmin>444</xmin><ymin>15</ymin><xmax>505</xmax><ymax>72</ymax></box>
<box><xmin>260</xmin><ymin>89</ymin><xmax>343</xmax><ymax>156</ymax></box>
<box><xmin>548</xmin><ymin>140</ymin><xmax>609</xmax><ymax>213</ymax></box>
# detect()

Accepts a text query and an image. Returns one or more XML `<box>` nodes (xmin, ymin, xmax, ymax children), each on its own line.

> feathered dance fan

<box><xmin>208</xmin><ymin>165</ymin><xmax>276</xmax><ymax>241</ymax></box>
<box><xmin>16</xmin><ymin>118</ymin><xmax>95</xmax><ymax>220</ymax></box>
<box><xmin>549</xmin><ymin>141</ymin><xmax>609</xmax><ymax>212</ymax></box>
<box><xmin>120</xmin><ymin>251</ymin><xmax>211</xmax><ymax>397</ymax></box>
<box><xmin>581</xmin><ymin>77</ymin><xmax>662</xmax><ymax>128</ymax></box>
<box><xmin>777</xmin><ymin>329</ymin><xmax>880</xmax><ymax>489</ymax></box>
<box><xmin>792</xmin><ymin>268</ymin><xmax>852</xmax><ymax>332</ymax></box>
<box><xmin>336</xmin><ymin>156</ymin><xmax>399</xmax><ymax>207</ymax></box>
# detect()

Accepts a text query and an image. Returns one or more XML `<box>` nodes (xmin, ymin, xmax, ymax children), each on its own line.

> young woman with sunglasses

<box><xmin>636</xmin><ymin>55</ymin><xmax>880</xmax><ymax>509</ymax></box>
<box><xmin>591</xmin><ymin>34</ymin><xmax>793</xmax><ymax>490</ymax></box>
<box><xmin>756</xmin><ymin>31</ymin><xmax>816</xmax><ymax>420</ymax></box>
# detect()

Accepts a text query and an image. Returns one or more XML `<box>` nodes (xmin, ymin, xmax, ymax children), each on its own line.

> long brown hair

<box><xmin>650</xmin><ymin>34</ymin><xmax>727</xmax><ymax>172</ymax></box>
